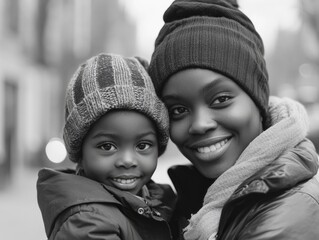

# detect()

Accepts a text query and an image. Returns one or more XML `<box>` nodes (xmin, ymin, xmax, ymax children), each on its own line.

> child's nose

<box><xmin>116</xmin><ymin>150</ymin><xmax>137</xmax><ymax>168</ymax></box>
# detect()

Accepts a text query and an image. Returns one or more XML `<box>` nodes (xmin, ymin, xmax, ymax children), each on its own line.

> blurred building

<box><xmin>266</xmin><ymin>0</ymin><xmax>319</xmax><ymax>152</ymax></box>
<box><xmin>300</xmin><ymin>0</ymin><xmax>319</xmax><ymax>151</ymax></box>
<box><xmin>0</xmin><ymin>0</ymin><xmax>137</xmax><ymax>188</ymax></box>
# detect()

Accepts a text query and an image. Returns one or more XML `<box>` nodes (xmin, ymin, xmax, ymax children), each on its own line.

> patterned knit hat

<box><xmin>149</xmin><ymin>0</ymin><xmax>270</xmax><ymax>124</ymax></box>
<box><xmin>63</xmin><ymin>53</ymin><xmax>169</xmax><ymax>162</ymax></box>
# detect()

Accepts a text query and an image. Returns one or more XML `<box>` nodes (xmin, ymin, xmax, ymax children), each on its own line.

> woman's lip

<box><xmin>191</xmin><ymin>137</ymin><xmax>232</xmax><ymax>161</ymax></box>
<box><xmin>188</xmin><ymin>135</ymin><xmax>232</xmax><ymax>149</ymax></box>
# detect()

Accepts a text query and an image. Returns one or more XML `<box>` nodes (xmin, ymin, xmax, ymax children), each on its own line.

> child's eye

<box><xmin>98</xmin><ymin>143</ymin><xmax>117</xmax><ymax>151</ymax></box>
<box><xmin>136</xmin><ymin>142</ymin><xmax>152</xmax><ymax>151</ymax></box>
<box><xmin>170</xmin><ymin>106</ymin><xmax>188</xmax><ymax>116</ymax></box>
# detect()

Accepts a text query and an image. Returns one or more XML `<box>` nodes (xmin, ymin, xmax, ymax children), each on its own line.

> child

<box><xmin>37</xmin><ymin>53</ymin><xmax>176</xmax><ymax>240</ymax></box>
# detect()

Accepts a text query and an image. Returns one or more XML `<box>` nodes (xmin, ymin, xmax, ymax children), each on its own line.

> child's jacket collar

<box><xmin>37</xmin><ymin>168</ymin><xmax>121</xmax><ymax>236</ymax></box>
<box><xmin>37</xmin><ymin>168</ymin><xmax>176</xmax><ymax>237</ymax></box>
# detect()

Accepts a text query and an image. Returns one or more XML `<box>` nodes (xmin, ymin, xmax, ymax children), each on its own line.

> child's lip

<box><xmin>112</xmin><ymin>175</ymin><xmax>140</xmax><ymax>180</ymax></box>
<box><xmin>111</xmin><ymin>177</ymin><xmax>138</xmax><ymax>184</ymax></box>
<box><xmin>109</xmin><ymin>175</ymin><xmax>142</xmax><ymax>191</ymax></box>
<box><xmin>110</xmin><ymin>175</ymin><xmax>141</xmax><ymax>184</ymax></box>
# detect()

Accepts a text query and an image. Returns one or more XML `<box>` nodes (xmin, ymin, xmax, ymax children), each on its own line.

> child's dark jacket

<box><xmin>37</xmin><ymin>168</ymin><xmax>176</xmax><ymax>240</ymax></box>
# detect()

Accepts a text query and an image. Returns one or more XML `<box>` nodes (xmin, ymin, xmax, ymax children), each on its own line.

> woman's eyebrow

<box><xmin>202</xmin><ymin>78</ymin><xmax>226</xmax><ymax>96</ymax></box>
<box><xmin>162</xmin><ymin>78</ymin><xmax>227</xmax><ymax>101</ymax></box>
<box><xmin>162</xmin><ymin>94</ymin><xmax>180</xmax><ymax>102</ymax></box>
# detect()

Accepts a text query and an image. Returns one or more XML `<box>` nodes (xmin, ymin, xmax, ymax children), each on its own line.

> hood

<box><xmin>230</xmin><ymin>138</ymin><xmax>319</xmax><ymax>200</ymax></box>
<box><xmin>36</xmin><ymin>168</ymin><xmax>120</xmax><ymax>237</ymax></box>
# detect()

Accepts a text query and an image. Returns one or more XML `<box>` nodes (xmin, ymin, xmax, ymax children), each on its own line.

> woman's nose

<box><xmin>116</xmin><ymin>150</ymin><xmax>137</xmax><ymax>168</ymax></box>
<box><xmin>188</xmin><ymin>107</ymin><xmax>217</xmax><ymax>134</ymax></box>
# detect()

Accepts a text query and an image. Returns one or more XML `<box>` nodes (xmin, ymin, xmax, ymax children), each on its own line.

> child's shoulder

<box><xmin>37</xmin><ymin>167</ymin><xmax>120</xmax><ymax>207</ymax></box>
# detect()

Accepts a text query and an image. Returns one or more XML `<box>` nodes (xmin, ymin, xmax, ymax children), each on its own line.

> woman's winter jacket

<box><xmin>169</xmin><ymin>139</ymin><xmax>319</xmax><ymax>240</ymax></box>
<box><xmin>37</xmin><ymin>168</ymin><xmax>176</xmax><ymax>240</ymax></box>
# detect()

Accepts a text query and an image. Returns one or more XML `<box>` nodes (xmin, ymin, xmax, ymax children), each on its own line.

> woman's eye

<box><xmin>99</xmin><ymin>143</ymin><xmax>116</xmax><ymax>151</ymax></box>
<box><xmin>136</xmin><ymin>142</ymin><xmax>151</xmax><ymax>151</ymax></box>
<box><xmin>212</xmin><ymin>95</ymin><xmax>231</xmax><ymax>105</ymax></box>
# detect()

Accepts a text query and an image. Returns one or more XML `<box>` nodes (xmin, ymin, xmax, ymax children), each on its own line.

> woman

<box><xmin>148</xmin><ymin>0</ymin><xmax>319</xmax><ymax>239</ymax></box>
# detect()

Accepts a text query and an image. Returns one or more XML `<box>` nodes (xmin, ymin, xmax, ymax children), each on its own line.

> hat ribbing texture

<box><xmin>64</xmin><ymin>53</ymin><xmax>169</xmax><ymax>162</ymax></box>
<box><xmin>149</xmin><ymin>0</ymin><xmax>269</xmax><ymax>122</ymax></box>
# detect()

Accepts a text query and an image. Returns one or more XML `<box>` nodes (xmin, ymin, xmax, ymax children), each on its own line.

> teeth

<box><xmin>197</xmin><ymin>139</ymin><xmax>228</xmax><ymax>153</ymax></box>
<box><xmin>112</xmin><ymin>178</ymin><xmax>137</xmax><ymax>184</ymax></box>
<box><xmin>209</xmin><ymin>145</ymin><xmax>216</xmax><ymax>152</ymax></box>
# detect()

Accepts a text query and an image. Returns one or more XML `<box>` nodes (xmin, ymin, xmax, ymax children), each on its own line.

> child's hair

<box><xmin>63</xmin><ymin>53</ymin><xmax>169</xmax><ymax>162</ymax></box>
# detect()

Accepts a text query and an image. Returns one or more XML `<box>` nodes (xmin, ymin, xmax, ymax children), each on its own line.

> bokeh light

<box><xmin>45</xmin><ymin>138</ymin><xmax>67</xmax><ymax>163</ymax></box>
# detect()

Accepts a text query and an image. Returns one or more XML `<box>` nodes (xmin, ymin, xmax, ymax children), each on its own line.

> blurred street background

<box><xmin>0</xmin><ymin>0</ymin><xmax>319</xmax><ymax>239</ymax></box>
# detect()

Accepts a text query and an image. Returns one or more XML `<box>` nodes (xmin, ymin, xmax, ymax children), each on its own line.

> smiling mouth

<box><xmin>112</xmin><ymin>177</ymin><xmax>138</xmax><ymax>184</ymax></box>
<box><xmin>196</xmin><ymin>138</ymin><xmax>230</xmax><ymax>153</ymax></box>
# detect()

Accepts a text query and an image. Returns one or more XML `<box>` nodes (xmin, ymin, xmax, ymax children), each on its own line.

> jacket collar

<box><xmin>37</xmin><ymin>168</ymin><xmax>121</xmax><ymax>236</ymax></box>
<box><xmin>37</xmin><ymin>168</ymin><xmax>176</xmax><ymax>236</ymax></box>
<box><xmin>105</xmin><ymin>179</ymin><xmax>176</xmax><ymax>221</ymax></box>
<box><xmin>229</xmin><ymin>140</ymin><xmax>318</xmax><ymax>202</ymax></box>
<box><xmin>168</xmin><ymin>164</ymin><xmax>215</xmax><ymax>219</ymax></box>
<box><xmin>169</xmin><ymin>140</ymin><xmax>318</xmax><ymax>204</ymax></box>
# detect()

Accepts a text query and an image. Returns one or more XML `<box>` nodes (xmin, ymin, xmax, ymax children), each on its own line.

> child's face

<box><xmin>81</xmin><ymin>110</ymin><xmax>158</xmax><ymax>195</ymax></box>
<box><xmin>162</xmin><ymin>68</ymin><xmax>263</xmax><ymax>179</ymax></box>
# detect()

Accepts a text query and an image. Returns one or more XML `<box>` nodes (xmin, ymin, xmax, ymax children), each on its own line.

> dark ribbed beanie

<box><xmin>149</xmin><ymin>0</ymin><xmax>269</xmax><ymax>123</ymax></box>
<box><xmin>64</xmin><ymin>53</ymin><xmax>169</xmax><ymax>162</ymax></box>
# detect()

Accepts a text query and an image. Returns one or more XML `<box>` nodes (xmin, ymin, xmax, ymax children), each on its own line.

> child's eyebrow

<box><xmin>91</xmin><ymin>132</ymin><xmax>117</xmax><ymax>139</ymax></box>
<box><xmin>91</xmin><ymin>131</ymin><xmax>157</xmax><ymax>139</ymax></box>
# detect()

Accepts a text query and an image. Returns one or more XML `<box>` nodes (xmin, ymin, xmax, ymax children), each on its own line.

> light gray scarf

<box><xmin>183</xmin><ymin>96</ymin><xmax>310</xmax><ymax>240</ymax></box>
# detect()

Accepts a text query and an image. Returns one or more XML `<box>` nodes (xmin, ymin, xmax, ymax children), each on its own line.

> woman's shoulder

<box><xmin>251</xmin><ymin>178</ymin><xmax>319</xmax><ymax>238</ymax></box>
<box><xmin>290</xmin><ymin>176</ymin><xmax>319</xmax><ymax>203</ymax></box>
<box><xmin>218</xmin><ymin>177</ymin><xmax>319</xmax><ymax>240</ymax></box>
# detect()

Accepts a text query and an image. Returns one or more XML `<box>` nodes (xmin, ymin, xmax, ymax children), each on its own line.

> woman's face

<box><xmin>80</xmin><ymin>110</ymin><xmax>158</xmax><ymax>195</ymax></box>
<box><xmin>162</xmin><ymin>69</ymin><xmax>263</xmax><ymax>179</ymax></box>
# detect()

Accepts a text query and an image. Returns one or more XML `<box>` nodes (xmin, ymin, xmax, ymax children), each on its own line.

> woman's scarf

<box><xmin>183</xmin><ymin>96</ymin><xmax>310</xmax><ymax>240</ymax></box>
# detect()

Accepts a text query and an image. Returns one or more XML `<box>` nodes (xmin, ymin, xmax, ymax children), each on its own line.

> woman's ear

<box><xmin>262</xmin><ymin>112</ymin><xmax>271</xmax><ymax>130</ymax></box>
